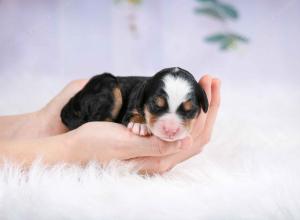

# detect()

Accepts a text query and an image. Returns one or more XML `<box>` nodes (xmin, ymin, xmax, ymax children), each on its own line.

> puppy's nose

<box><xmin>162</xmin><ymin>125</ymin><xmax>180</xmax><ymax>137</ymax></box>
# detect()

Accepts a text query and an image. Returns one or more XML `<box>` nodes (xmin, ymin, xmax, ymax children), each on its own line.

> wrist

<box><xmin>37</xmin><ymin>107</ymin><xmax>68</xmax><ymax>136</ymax></box>
<box><xmin>0</xmin><ymin>111</ymin><xmax>43</xmax><ymax>140</ymax></box>
<box><xmin>61</xmin><ymin>129</ymin><xmax>90</xmax><ymax>165</ymax></box>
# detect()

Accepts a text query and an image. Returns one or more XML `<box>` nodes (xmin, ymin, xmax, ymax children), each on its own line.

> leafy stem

<box><xmin>195</xmin><ymin>0</ymin><xmax>249</xmax><ymax>50</ymax></box>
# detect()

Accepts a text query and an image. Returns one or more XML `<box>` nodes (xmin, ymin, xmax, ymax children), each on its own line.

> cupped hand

<box><xmin>65</xmin><ymin>121</ymin><xmax>192</xmax><ymax>165</ymax></box>
<box><xmin>131</xmin><ymin>75</ymin><xmax>221</xmax><ymax>174</ymax></box>
<box><xmin>36</xmin><ymin>79</ymin><xmax>192</xmax><ymax>165</ymax></box>
<box><xmin>35</xmin><ymin>76</ymin><xmax>220</xmax><ymax>172</ymax></box>
<box><xmin>37</xmin><ymin>79</ymin><xmax>88</xmax><ymax>136</ymax></box>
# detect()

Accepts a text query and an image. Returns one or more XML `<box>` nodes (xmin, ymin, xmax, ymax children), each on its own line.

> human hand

<box><xmin>65</xmin><ymin>122</ymin><xmax>192</xmax><ymax>165</ymax></box>
<box><xmin>1</xmin><ymin>90</ymin><xmax>192</xmax><ymax>167</ymax></box>
<box><xmin>37</xmin><ymin>79</ymin><xmax>88</xmax><ymax>137</ymax></box>
<box><xmin>39</xmin><ymin>76</ymin><xmax>220</xmax><ymax>169</ymax></box>
<box><xmin>38</xmin><ymin>79</ymin><xmax>193</xmax><ymax>165</ymax></box>
<box><xmin>130</xmin><ymin>75</ymin><xmax>221</xmax><ymax>174</ymax></box>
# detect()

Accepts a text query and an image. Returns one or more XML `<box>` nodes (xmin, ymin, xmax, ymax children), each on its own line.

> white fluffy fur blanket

<box><xmin>0</xmin><ymin>77</ymin><xmax>299</xmax><ymax>220</ymax></box>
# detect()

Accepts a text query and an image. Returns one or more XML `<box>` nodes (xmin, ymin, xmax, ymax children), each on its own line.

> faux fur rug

<box><xmin>0</xmin><ymin>75</ymin><xmax>300</xmax><ymax>220</ymax></box>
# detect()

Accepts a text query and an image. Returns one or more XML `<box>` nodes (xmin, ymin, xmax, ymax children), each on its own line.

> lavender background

<box><xmin>0</xmin><ymin>0</ymin><xmax>299</xmax><ymax>114</ymax></box>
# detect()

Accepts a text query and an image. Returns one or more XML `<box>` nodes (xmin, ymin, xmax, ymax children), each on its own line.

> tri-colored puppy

<box><xmin>61</xmin><ymin>67</ymin><xmax>208</xmax><ymax>141</ymax></box>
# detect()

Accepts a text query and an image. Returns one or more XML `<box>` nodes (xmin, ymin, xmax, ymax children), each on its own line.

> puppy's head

<box><xmin>138</xmin><ymin>67</ymin><xmax>208</xmax><ymax>142</ymax></box>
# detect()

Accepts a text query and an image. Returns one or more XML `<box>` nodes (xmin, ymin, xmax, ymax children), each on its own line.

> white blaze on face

<box><xmin>148</xmin><ymin>74</ymin><xmax>192</xmax><ymax>141</ymax></box>
<box><xmin>162</xmin><ymin>74</ymin><xmax>192</xmax><ymax>113</ymax></box>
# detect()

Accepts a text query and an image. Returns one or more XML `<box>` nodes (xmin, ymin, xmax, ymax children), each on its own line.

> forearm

<box><xmin>0</xmin><ymin>110</ymin><xmax>68</xmax><ymax>140</ymax></box>
<box><xmin>0</xmin><ymin>134</ymin><xmax>74</xmax><ymax>167</ymax></box>
<box><xmin>0</xmin><ymin>112</ymin><xmax>39</xmax><ymax>140</ymax></box>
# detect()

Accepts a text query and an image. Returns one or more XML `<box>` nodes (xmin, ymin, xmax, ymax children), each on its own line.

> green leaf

<box><xmin>113</xmin><ymin>0</ymin><xmax>123</xmax><ymax>4</ymax></box>
<box><xmin>195</xmin><ymin>2</ymin><xmax>239</xmax><ymax>21</ymax></box>
<box><xmin>230</xmin><ymin>34</ymin><xmax>249</xmax><ymax>42</ymax></box>
<box><xmin>217</xmin><ymin>2</ymin><xmax>238</xmax><ymax>19</ymax></box>
<box><xmin>195</xmin><ymin>7</ymin><xmax>225</xmax><ymax>20</ymax></box>
<box><xmin>204</xmin><ymin>32</ymin><xmax>249</xmax><ymax>50</ymax></box>
<box><xmin>196</xmin><ymin>0</ymin><xmax>218</xmax><ymax>3</ymax></box>
<box><xmin>128</xmin><ymin>0</ymin><xmax>143</xmax><ymax>5</ymax></box>
<box><xmin>205</xmin><ymin>33</ymin><xmax>227</xmax><ymax>42</ymax></box>
<box><xmin>220</xmin><ymin>38</ymin><xmax>234</xmax><ymax>50</ymax></box>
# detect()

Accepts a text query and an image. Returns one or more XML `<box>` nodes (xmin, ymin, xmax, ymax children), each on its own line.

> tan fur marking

<box><xmin>155</xmin><ymin>96</ymin><xmax>166</xmax><ymax>108</ymax></box>
<box><xmin>144</xmin><ymin>106</ymin><xmax>157</xmax><ymax>127</ymax></box>
<box><xmin>111</xmin><ymin>87</ymin><xmax>123</xmax><ymax>119</ymax></box>
<box><xmin>182</xmin><ymin>100</ymin><xmax>193</xmax><ymax>111</ymax></box>
<box><xmin>130</xmin><ymin>112</ymin><xmax>145</xmax><ymax>123</ymax></box>
<box><xmin>104</xmin><ymin>118</ymin><xmax>113</xmax><ymax>122</ymax></box>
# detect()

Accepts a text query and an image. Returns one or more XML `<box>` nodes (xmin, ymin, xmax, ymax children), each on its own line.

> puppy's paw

<box><xmin>127</xmin><ymin>122</ymin><xmax>151</xmax><ymax>136</ymax></box>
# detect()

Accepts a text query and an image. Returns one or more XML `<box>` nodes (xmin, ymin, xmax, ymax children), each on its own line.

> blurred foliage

<box><xmin>113</xmin><ymin>0</ymin><xmax>249</xmax><ymax>50</ymax></box>
<box><xmin>195</xmin><ymin>1</ymin><xmax>238</xmax><ymax>20</ymax></box>
<box><xmin>195</xmin><ymin>0</ymin><xmax>249</xmax><ymax>50</ymax></box>
<box><xmin>205</xmin><ymin>33</ymin><xmax>248</xmax><ymax>50</ymax></box>
<box><xmin>114</xmin><ymin>0</ymin><xmax>143</xmax><ymax>5</ymax></box>
<box><xmin>114</xmin><ymin>0</ymin><xmax>143</xmax><ymax>34</ymax></box>
<box><xmin>128</xmin><ymin>0</ymin><xmax>143</xmax><ymax>5</ymax></box>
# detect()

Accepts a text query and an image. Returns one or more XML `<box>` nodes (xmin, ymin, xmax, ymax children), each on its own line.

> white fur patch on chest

<box><xmin>163</xmin><ymin>74</ymin><xmax>192</xmax><ymax>113</ymax></box>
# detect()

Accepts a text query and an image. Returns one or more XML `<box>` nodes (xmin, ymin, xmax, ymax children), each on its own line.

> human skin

<box><xmin>0</xmin><ymin>76</ymin><xmax>220</xmax><ymax>173</ymax></box>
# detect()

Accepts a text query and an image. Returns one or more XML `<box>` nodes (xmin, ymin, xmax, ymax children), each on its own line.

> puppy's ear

<box><xmin>196</xmin><ymin>85</ymin><xmax>209</xmax><ymax>113</ymax></box>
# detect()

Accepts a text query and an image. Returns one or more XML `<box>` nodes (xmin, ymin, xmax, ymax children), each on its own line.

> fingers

<box><xmin>130</xmin><ymin>157</ymin><xmax>171</xmax><ymax>175</ymax></box>
<box><xmin>131</xmin><ymin>133</ymin><xmax>204</xmax><ymax>175</ymax></box>
<box><xmin>126</xmin><ymin>136</ymin><xmax>193</xmax><ymax>174</ymax></box>
<box><xmin>191</xmin><ymin>75</ymin><xmax>213</xmax><ymax>137</ymax></box>
<box><xmin>202</xmin><ymin>78</ymin><xmax>221</xmax><ymax>137</ymax></box>
<box><xmin>126</xmin><ymin>135</ymin><xmax>192</xmax><ymax>158</ymax></box>
<box><xmin>194</xmin><ymin>78</ymin><xmax>221</xmax><ymax>147</ymax></box>
<box><xmin>199</xmin><ymin>74</ymin><xmax>213</xmax><ymax>103</ymax></box>
<box><xmin>132</xmin><ymin>146</ymin><xmax>198</xmax><ymax>175</ymax></box>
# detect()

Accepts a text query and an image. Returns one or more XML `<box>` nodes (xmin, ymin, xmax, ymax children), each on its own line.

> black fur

<box><xmin>61</xmin><ymin>73</ymin><xmax>119</xmax><ymax>129</ymax></box>
<box><xmin>60</xmin><ymin>67</ymin><xmax>208</xmax><ymax>130</ymax></box>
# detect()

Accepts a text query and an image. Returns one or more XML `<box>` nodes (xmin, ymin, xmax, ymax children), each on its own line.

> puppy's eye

<box><xmin>154</xmin><ymin>96</ymin><xmax>166</xmax><ymax>108</ymax></box>
<box><xmin>148</xmin><ymin>96</ymin><xmax>167</xmax><ymax>115</ymax></box>
<box><xmin>182</xmin><ymin>100</ymin><xmax>193</xmax><ymax>112</ymax></box>
<box><xmin>178</xmin><ymin>100</ymin><xmax>198</xmax><ymax>119</ymax></box>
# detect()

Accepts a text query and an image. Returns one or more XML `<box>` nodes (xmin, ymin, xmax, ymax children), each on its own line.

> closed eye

<box><xmin>148</xmin><ymin>97</ymin><xmax>168</xmax><ymax>115</ymax></box>
<box><xmin>152</xmin><ymin>101</ymin><xmax>167</xmax><ymax>111</ymax></box>
<box><xmin>155</xmin><ymin>96</ymin><xmax>166</xmax><ymax>108</ymax></box>
<box><xmin>182</xmin><ymin>99</ymin><xmax>193</xmax><ymax>112</ymax></box>
<box><xmin>177</xmin><ymin>100</ymin><xmax>199</xmax><ymax>119</ymax></box>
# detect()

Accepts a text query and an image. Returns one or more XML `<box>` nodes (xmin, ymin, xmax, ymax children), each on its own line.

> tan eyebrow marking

<box><xmin>182</xmin><ymin>100</ymin><xmax>193</xmax><ymax>111</ymax></box>
<box><xmin>155</xmin><ymin>96</ymin><xmax>166</xmax><ymax>108</ymax></box>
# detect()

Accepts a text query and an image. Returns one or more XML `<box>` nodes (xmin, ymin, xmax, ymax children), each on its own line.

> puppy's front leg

<box><xmin>124</xmin><ymin>112</ymin><xmax>151</xmax><ymax>136</ymax></box>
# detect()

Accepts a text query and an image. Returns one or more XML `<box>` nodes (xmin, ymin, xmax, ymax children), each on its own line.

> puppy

<box><xmin>61</xmin><ymin>67</ymin><xmax>208</xmax><ymax>141</ymax></box>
